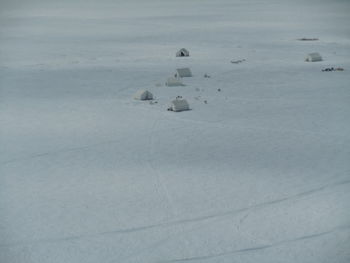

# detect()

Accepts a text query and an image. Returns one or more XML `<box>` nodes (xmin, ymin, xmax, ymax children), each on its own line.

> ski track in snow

<box><xmin>161</xmin><ymin>224</ymin><xmax>350</xmax><ymax>262</ymax></box>
<box><xmin>1</xmin><ymin>176</ymin><xmax>349</xmax><ymax>249</ymax></box>
<box><xmin>147</xmin><ymin>116</ymin><xmax>178</xmax><ymax>216</ymax></box>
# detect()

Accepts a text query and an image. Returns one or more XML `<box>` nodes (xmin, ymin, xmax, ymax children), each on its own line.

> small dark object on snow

<box><xmin>176</xmin><ymin>96</ymin><xmax>183</xmax><ymax>99</ymax></box>
<box><xmin>217</xmin><ymin>88</ymin><xmax>221</xmax><ymax>92</ymax></box>
<box><xmin>204</xmin><ymin>100</ymin><xmax>208</xmax><ymax>104</ymax></box>
<box><xmin>204</xmin><ymin>73</ymin><xmax>211</xmax><ymax>78</ymax></box>
<box><xmin>322</xmin><ymin>67</ymin><xmax>345</xmax><ymax>72</ymax></box>
<box><xmin>167</xmin><ymin>107</ymin><xmax>173</xmax><ymax>111</ymax></box>
<box><xmin>231</xmin><ymin>59</ymin><xmax>246</xmax><ymax>64</ymax></box>
<box><xmin>322</xmin><ymin>67</ymin><xmax>335</xmax><ymax>72</ymax></box>
<box><xmin>298</xmin><ymin>38</ymin><xmax>319</xmax><ymax>41</ymax></box>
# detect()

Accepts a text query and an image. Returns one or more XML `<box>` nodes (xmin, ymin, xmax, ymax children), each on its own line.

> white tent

<box><xmin>170</xmin><ymin>99</ymin><xmax>190</xmax><ymax>112</ymax></box>
<box><xmin>175</xmin><ymin>68</ymin><xmax>192</xmax><ymax>78</ymax></box>
<box><xmin>305</xmin><ymin>52</ymin><xmax>322</xmax><ymax>62</ymax></box>
<box><xmin>166</xmin><ymin>77</ymin><xmax>185</xmax><ymax>87</ymax></box>
<box><xmin>176</xmin><ymin>48</ymin><xmax>190</xmax><ymax>57</ymax></box>
<box><xmin>134</xmin><ymin>90</ymin><xmax>153</xmax><ymax>100</ymax></box>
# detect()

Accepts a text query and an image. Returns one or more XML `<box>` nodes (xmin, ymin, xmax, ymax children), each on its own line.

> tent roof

<box><xmin>305</xmin><ymin>52</ymin><xmax>322</xmax><ymax>62</ymax></box>
<box><xmin>176</xmin><ymin>68</ymin><xmax>192</xmax><ymax>78</ymax></box>
<box><xmin>176</xmin><ymin>48</ymin><xmax>190</xmax><ymax>57</ymax></box>
<box><xmin>166</xmin><ymin>77</ymin><xmax>185</xmax><ymax>86</ymax></box>
<box><xmin>134</xmin><ymin>89</ymin><xmax>153</xmax><ymax>100</ymax></box>
<box><xmin>171</xmin><ymin>99</ymin><xmax>189</xmax><ymax>112</ymax></box>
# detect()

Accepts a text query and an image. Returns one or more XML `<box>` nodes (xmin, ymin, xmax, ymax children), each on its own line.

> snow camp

<box><xmin>1</xmin><ymin>1</ymin><xmax>349</xmax><ymax>263</ymax></box>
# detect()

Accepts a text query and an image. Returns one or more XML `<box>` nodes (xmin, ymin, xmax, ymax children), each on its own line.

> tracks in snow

<box><xmin>162</xmin><ymin>224</ymin><xmax>350</xmax><ymax>262</ymax></box>
<box><xmin>1</xmin><ymin>176</ymin><xmax>349</xmax><ymax>249</ymax></box>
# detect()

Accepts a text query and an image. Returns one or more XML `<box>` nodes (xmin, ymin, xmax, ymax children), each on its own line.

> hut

<box><xmin>134</xmin><ymin>90</ymin><xmax>153</xmax><ymax>100</ymax></box>
<box><xmin>169</xmin><ymin>98</ymin><xmax>190</xmax><ymax>112</ymax></box>
<box><xmin>175</xmin><ymin>68</ymin><xmax>193</xmax><ymax>78</ymax></box>
<box><xmin>166</xmin><ymin>77</ymin><xmax>185</xmax><ymax>87</ymax></box>
<box><xmin>176</xmin><ymin>48</ymin><xmax>190</xmax><ymax>57</ymax></box>
<box><xmin>305</xmin><ymin>53</ymin><xmax>323</xmax><ymax>62</ymax></box>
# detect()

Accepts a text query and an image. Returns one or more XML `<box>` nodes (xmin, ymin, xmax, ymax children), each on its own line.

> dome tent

<box><xmin>176</xmin><ymin>48</ymin><xmax>190</xmax><ymax>57</ymax></box>
<box><xmin>134</xmin><ymin>90</ymin><xmax>153</xmax><ymax>100</ymax></box>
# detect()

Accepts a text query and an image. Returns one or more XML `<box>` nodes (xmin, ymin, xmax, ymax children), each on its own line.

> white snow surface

<box><xmin>1</xmin><ymin>0</ymin><xmax>350</xmax><ymax>262</ymax></box>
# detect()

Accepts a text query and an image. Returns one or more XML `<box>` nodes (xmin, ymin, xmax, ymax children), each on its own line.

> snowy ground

<box><xmin>1</xmin><ymin>0</ymin><xmax>350</xmax><ymax>262</ymax></box>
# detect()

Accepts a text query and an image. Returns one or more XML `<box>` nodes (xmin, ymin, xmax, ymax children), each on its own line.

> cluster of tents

<box><xmin>133</xmin><ymin>46</ymin><xmax>334</xmax><ymax>112</ymax></box>
<box><xmin>133</xmin><ymin>48</ymin><xmax>191</xmax><ymax>112</ymax></box>
<box><xmin>134</xmin><ymin>89</ymin><xmax>190</xmax><ymax>112</ymax></box>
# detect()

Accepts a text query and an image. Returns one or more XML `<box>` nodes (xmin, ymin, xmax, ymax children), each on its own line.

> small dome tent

<box><xmin>134</xmin><ymin>90</ymin><xmax>153</xmax><ymax>100</ymax></box>
<box><xmin>305</xmin><ymin>52</ymin><xmax>322</xmax><ymax>62</ymax></box>
<box><xmin>166</xmin><ymin>77</ymin><xmax>185</xmax><ymax>87</ymax></box>
<box><xmin>175</xmin><ymin>68</ymin><xmax>193</xmax><ymax>78</ymax></box>
<box><xmin>176</xmin><ymin>48</ymin><xmax>190</xmax><ymax>57</ymax></box>
<box><xmin>169</xmin><ymin>98</ymin><xmax>190</xmax><ymax>112</ymax></box>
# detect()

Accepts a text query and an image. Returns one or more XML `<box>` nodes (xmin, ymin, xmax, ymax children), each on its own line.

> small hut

<box><xmin>134</xmin><ymin>90</ymin><xmax>153</xmax><ymax>100</ymax></box>
<box><xmin>175</xmin><ymin>68</ymin><xmax>193</xmax><ymax>78</ymax></box>
<box><xmin>166</xmin><ymin>77</ymin><xmax>185</xmax><ymax>87</ymax></box>
<box><xmin>169</xmin><ymin>98</ymin><xmax>190</xmax><ymax>112</ymax></box>
<box><xmin>305</xmin><ymin>53</ymin><xmax>323</xmax><ymax>62</ymax></box>
<box><xmin>176</xmin><ymin>48</ymin><xmax>190</xmax><ymax>57</ymax></box>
